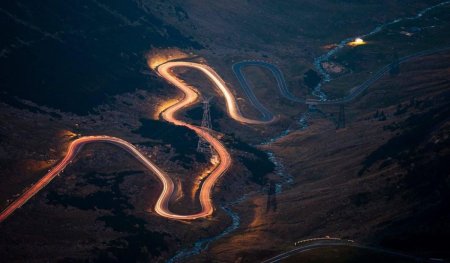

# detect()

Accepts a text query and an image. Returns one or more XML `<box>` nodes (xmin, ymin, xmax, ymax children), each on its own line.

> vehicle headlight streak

<box><xmin>0</xmin><ymin>59</ymin><xmax>271</xmax><ymax>223</ymax></box>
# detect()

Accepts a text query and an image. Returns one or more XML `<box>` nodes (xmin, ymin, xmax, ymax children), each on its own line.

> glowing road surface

<box><xmin>157</xmin><ymin>61</ymin><xmax>275</xmax><ymax>125</ymax></box>
<box><xmin>0</xmin><ymin>59</ymin><xmax>269</xmax><ymax>223</ymax></box>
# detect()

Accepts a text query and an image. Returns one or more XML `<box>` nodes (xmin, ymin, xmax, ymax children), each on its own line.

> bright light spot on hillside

<box><xmin>348</xmin><ymin>37</ymin><xmax>366</xmax><ymax>47</ymax></box>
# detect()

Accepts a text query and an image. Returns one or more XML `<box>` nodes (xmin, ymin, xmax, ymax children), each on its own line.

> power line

<box><xmin>197</xmin><ymin>97</ymin><xmax>213</xmax><ymax>155</ymax></box>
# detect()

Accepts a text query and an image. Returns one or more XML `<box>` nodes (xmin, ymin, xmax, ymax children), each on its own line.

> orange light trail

<box><xmin>0</xmin><ymin>57</ymin><xmax>270</xmax><ymax>223</ymax></box>
<box><xmin>156</xmin><ymin>61</ymin><xmax>273</xmax><ymax>125</ymax></box>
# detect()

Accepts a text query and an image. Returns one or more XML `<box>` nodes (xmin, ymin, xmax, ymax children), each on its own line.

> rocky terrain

<box><xmin>195</xmin><ymin>50</ymin><xmax>450</xmax><ymax>262</ymax></box>
<box><xmin>1</xmin><ymin>1</ymin><xmax>449</xmax><ymax>262</ymax></box>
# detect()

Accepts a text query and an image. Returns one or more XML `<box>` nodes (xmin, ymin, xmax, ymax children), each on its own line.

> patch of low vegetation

<box><xmin>223</xmin><ymin>134</ymin><xmax>275</xmax><ymax>185</ymax></box>
<box><xmin>361</xmin><ymin>104</ymin><xmax>449</xmax><ymax>169</ymax></box>
<box><xmin>350</xmin><ymin>192</ymin><xmax>370</xmax><ymax>207</ymax></box>
<box><xmin>133</xmin><ymin>118</ymin><xmax>207</xmax><ymax>166</ymax></box>
<box><xmin>359</xmin><ymin>98</ymin><xmax>450</xmax><ymax>201</ymax></box>
<box><xmin>47</xmin><ymin>170</ymin><xmax>169</xmax><ymax>261</ymax></box>
<box><xmin>303</xmin><ymin>69</ymin><xmax>322</xmax><ymax>90</ymax></box>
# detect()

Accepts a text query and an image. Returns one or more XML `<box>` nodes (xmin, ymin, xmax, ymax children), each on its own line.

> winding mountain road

<box><xmin>0</xmin><ymin>59</ymin><xmax>275</xmax><ymax>224</ymax></box>
<box><xmin>233</xmin><ymin>46</ymin><xmax>450</xmax><ymax>109</ymax></box>
<box><xmin>261</xmin><ymin>240</ymin><xmax>437</xmax><ymax>263</ymax></box>
<box><xmin>157</xmin><ymin>61</ymin><xmax>274</xmax><ymax>125</ymax></box>
<box><xmin>2</xmin><ymin>46</ymin><xmax>449</xmax><ymax>223</ymax></box>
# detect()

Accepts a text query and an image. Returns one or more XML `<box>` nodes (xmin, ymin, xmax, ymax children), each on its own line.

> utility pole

<box><xmin>197</xmin><ymin>97</ymin><xmax>213</xmax><ymax>155</ymax></box>
<box><xmin>337</xmin><ymin>104</ymin><xmax>345</xmax><ymax>129</ymax></box>
<box><xmin>389</xmin><ymin>51</ymin><xmax>400</xmax><ymax>76</ymax></box>
<box><xmin>266</xmin><ymin>180</ymin><xmax>277</xmax><ymax>212</ymax></box>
